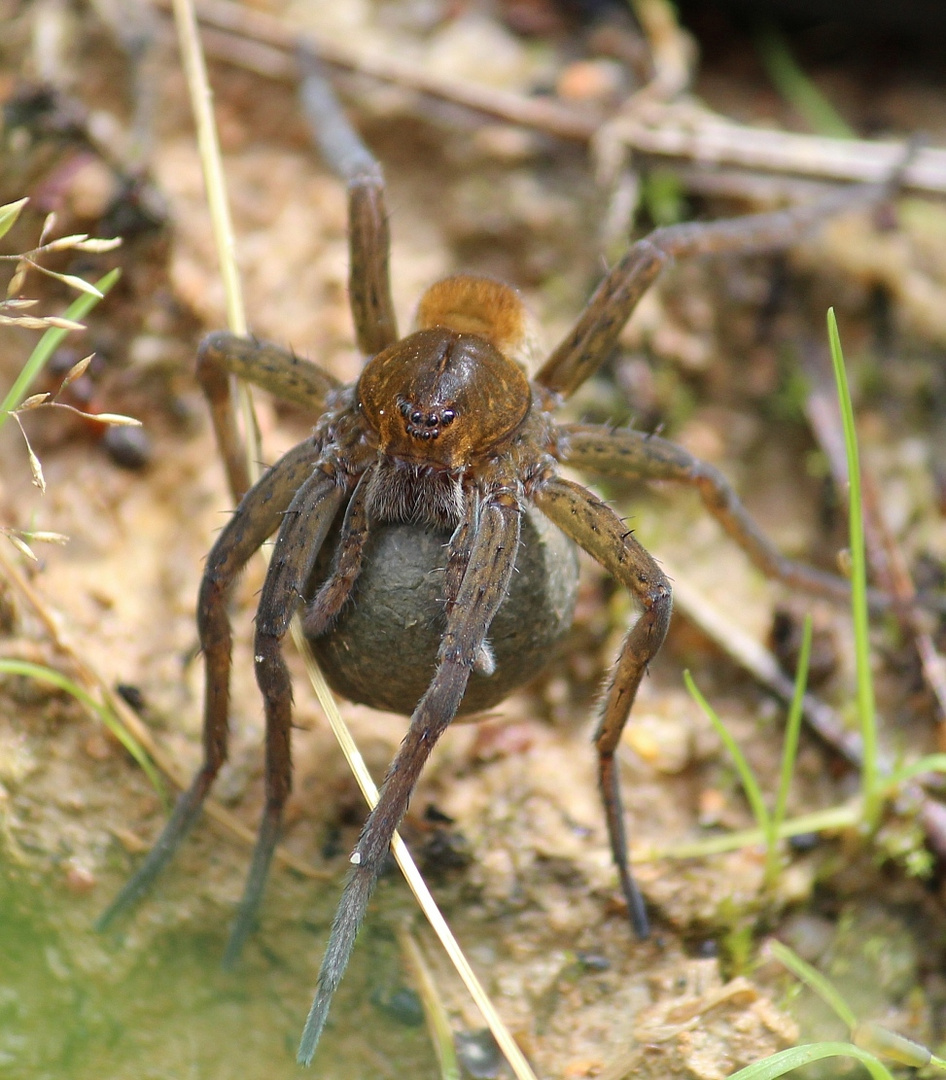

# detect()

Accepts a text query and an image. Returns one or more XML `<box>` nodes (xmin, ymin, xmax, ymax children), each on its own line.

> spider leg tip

<box><xmin>297</xmin><ymin>994</ymin><xmax>332</xmax><ymax>1066</ymax></box>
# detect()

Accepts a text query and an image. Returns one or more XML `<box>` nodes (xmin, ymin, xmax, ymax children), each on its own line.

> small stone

<box><xmin>697</xmin><ymin>787</ymin><xmax>727</xmax><ymax>828</ymax></box>
<box><xmin>83</xmin><ymin>732</ymin><xmax>112</xmax><ymax>761</ymax></box>
<box><xmin>64</xmin><ymin>860</ymin><xmax>97</xmax><ymax>894</ymax></box>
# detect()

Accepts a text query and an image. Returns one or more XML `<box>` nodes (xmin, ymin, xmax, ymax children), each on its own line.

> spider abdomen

<box><xmin>307</xmin><ymin>507</ymin><xmax>579</xmax><ymax>716</ymax></box>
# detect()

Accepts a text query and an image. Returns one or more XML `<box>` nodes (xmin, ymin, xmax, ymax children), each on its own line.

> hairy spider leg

<box><xmin>97</xmin><ymin>438</ymin><xmax>327</xmax><ymax>930</ymax></box>
<box><xmin>297</xmin><ymin>491</ymin><xmax>522</xmax><ymax>1065</ymax></box>
<box><xmin>201</xmin><ymin>333</ymin><xmax>341</xmax><ymax>413</ymax></box>
<box><xmin>224</xmin><ymin>467</ymin><xmax>347</xmax><ymax>966</ymax></box>
<box><xmin>438</xmin><ymin>513</ymin><xmax>498</xmax><ymax>676</ymax></box>
<box><xmin>561</xmin><ymin>424</ymin><xmax>854</xmax><ymax>598</ymax></box>
<box><xmin>560</xmin><ymin>423</ymin><xmax>912</xmax><ymax>613</ymax></box>
<box><xmin>195</xmin><ymin>52</ymin><xmax>395</xmax><ymax>508</ymax></box>
<box><xmin>440</xmin><ymin>513</ymin><xmax>474</xmax><ymax>610</ymax></box>
<box><xmin>197</xmin><ymin>333</ymin><xmax>341</xmax><ymax>503</ymax></box>
<box><xmin>536</xmin><ymin>478</ymin><xmax>672</xmax><ymax>938</ymax></box>
<box><xmin>301</xmin><ymin>464</ymin><xmax>375</xmax><ymax>639</ymax></box>
<box><xmin>535</xmin><ymin>182</ymin><xmax>902</xmax><ymax>400</ymax></box>
<box><xmin>299</xmin><ymin>48</ymin><xmax>398</xmax><ymax>357</ymax></box>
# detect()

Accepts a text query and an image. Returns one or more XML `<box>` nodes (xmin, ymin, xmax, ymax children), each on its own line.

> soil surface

<box><xmin>1</xmin><ymin>3</ymin><xmax>945</xmax><ymax>1079</ymax></box>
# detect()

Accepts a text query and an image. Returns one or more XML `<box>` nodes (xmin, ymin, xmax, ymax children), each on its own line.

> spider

<box><xmin>99</xmin><ymin>59</ymin><xmax>903</xmax><ymax>1065</ymax></box>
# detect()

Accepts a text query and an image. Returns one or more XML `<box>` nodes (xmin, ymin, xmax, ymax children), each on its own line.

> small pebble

<box><xmin>697</xmin><ymin>787</ymin><xmax>727</xmax><ymax>828</ymax></box>
<box><xmin>102</xmin><ymin>424</ymin><xmax>152</xmax><ymax>470</ymax></box>
<box><xmin>455</xmin><ymin>1028</ymin><xmax>502</xmax><ymax>1079</ymax></box>
<box><xmin>83</xmin><ymin>732</ymin><xmax>112</xmax><ymax>761</ymax></box>
<box><xmin>426</xmin><ymin>15</ymin><xmax>530</xmax><ymax>90</ymax></box>
<box><xmin>116</xmin><ymin>683</ymin><xmax>146</xmax><ymax>712</ymax></box>
<box><xmin>575</xmin><ymin>950</ymin><xmax>611</xmax><ymax>972</ymax></box>
<box><xmin>65</xmin><ymin>157</ymin><xmax>115</xmax><ymax>220</ymax></box>
<box><xmin>370</xmin><ymin>986</ymin><xmax>424</xmax><ymax>1027</ymax></box>
<box><xmin>64</xmin><ymin>860</ymin><xmax>97</xmax><ymax>894</ymax></box>
<box><xmin>788</xmin><ymin>832</ymin><xmax>821</xmax><ymax>853</ymax></box>
<box><xmin>111</xmin><ymin>827</ymin><xmax>150</xmax><ymax>854</ymax></box>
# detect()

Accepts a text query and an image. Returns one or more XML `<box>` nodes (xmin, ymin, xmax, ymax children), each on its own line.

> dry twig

<box><xmin>150</xmin><ymin>0</ymin><xmax>946</xmax><ymax>197</ymax></box>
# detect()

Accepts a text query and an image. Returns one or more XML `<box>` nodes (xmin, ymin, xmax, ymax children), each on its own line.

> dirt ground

<box><xmin>1</xmin><ymin>2</ymin><xmax>946</xmax><ymax>1079</ymax></box>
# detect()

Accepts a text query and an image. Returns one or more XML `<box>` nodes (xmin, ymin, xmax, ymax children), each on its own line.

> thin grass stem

<box><xmin>640</xmin><ymin>803</ymin><xmax>860</xmax><ymax>862</ymax></box>
<box><xmin>756</xmin><ymin>27</ymin><xmax>855</xmax><ymax>139</ymax></box>
<box><xmin>767</xmin><ymin>940</ymin><xmax>857</xmax><ymax>1029</ymax></box>
<box><xmin>397</xmin><ymin>926</ymin><xmax>461</xmax><ymax>1080</ymax></box>
<box><xmin>885</xmin><ymin>753</ymin><xmax>946</xmax><ymax>788</ymax></box>
<box><xmin>172</xmin><ymin>0</ymin><xmax>245</xmax><ymax>338</ymax></box>
<box><xmin>172</xmin><ymin>0</ymin><xmax>260</xmax><ymax>483</ymax></box>
<box><xmin>684</xmin><ymin>668</ymin><xmax>771</xmax><ymax>840</ymax></box>
<box><xmin>852</xmin><ymin>1022</ymin><xmax>935</xmax><ymax>1069</ymax></box>
<box><xmin>767</xmin><ymin>942</ymin><xmax>946</xmax><ymax>1073</ymax></box>
<box><xmin>826</xmin><ymin>309</ymin><xmax>880</xmax><ymax>828</ymax></box>
<box><xmin>725</xmin><ymin>1041</ymin><xmax>894</xmax><ymax>1080</ymax></box>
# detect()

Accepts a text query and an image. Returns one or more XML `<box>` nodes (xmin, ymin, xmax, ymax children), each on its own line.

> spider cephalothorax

<box><xmin>100</xmin><ymin>58</ymin><xmax>902</xmax><ymax>1066</ymax></box>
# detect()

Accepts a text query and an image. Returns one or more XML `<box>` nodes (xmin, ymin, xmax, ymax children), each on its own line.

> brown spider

<box><xmin>99</xmin><ymin>60</ymin><xmax>902</xmax><ymax>1065</ymax></box>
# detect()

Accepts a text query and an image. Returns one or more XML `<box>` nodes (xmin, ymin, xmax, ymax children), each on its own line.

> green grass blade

<box><xmin>852</xmin><ymin>1021</ymin><xmax>933</xmax><ymax>1068</ymax></box>
<box><xmin>0</xmin><ymin>268</ymin><xmax>121</xmax><ymax>429</ymax></box>
<box><xmin>826</xmin><ymin>309</ymin><xmax>880</xmax><ymax>828</ymax></box>
<box><xmin>727</xmin><ymin>1041</ymin><xmax>894</xmax><ymax>1080</ymax></box>
<box><xmin>756</xmin><ymin>27</ymin><xmax>855</xmax><ymax>139</ymax></box>
<box><xmin>886</xmin><ymin>754</ymin><xmax>946</xmax><ymax>787</ymax></box>
<box><xmin>684</xmin><ymin>669</ymin><xmax>771</xmax><ymax>837</ymax></box>
<box><xmin>397</xmin><ymin>927</ymin><xmax>461</xmax><ymax>1080</ymax></box>
<box><xmin>649</xmin><ymin>803</ymin><xmax>860</xmax><ymax>861</ymax></box>
<box><xmin>767</xmin><ymin>940</ymin><xmax>857</xmax><ymax>1029</ymax></box>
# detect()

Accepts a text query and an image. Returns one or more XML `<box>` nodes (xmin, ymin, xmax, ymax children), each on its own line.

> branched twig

<box><xmin>150</xmin><ymin>0</ymin><xmax>946</xmax><ymax>197</ymax></box>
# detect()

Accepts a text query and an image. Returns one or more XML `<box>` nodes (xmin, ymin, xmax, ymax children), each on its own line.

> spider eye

<box><xmin>395</xmin><ymin>398</ymin><xmax>456</xmax><ymax>443</ymax></box>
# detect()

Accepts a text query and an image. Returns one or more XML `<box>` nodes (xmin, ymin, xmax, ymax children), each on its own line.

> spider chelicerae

<box><xmin>100</xmin><ymin>57</ymin><xmax>901</xmax><ymax>1065</ymax></box>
